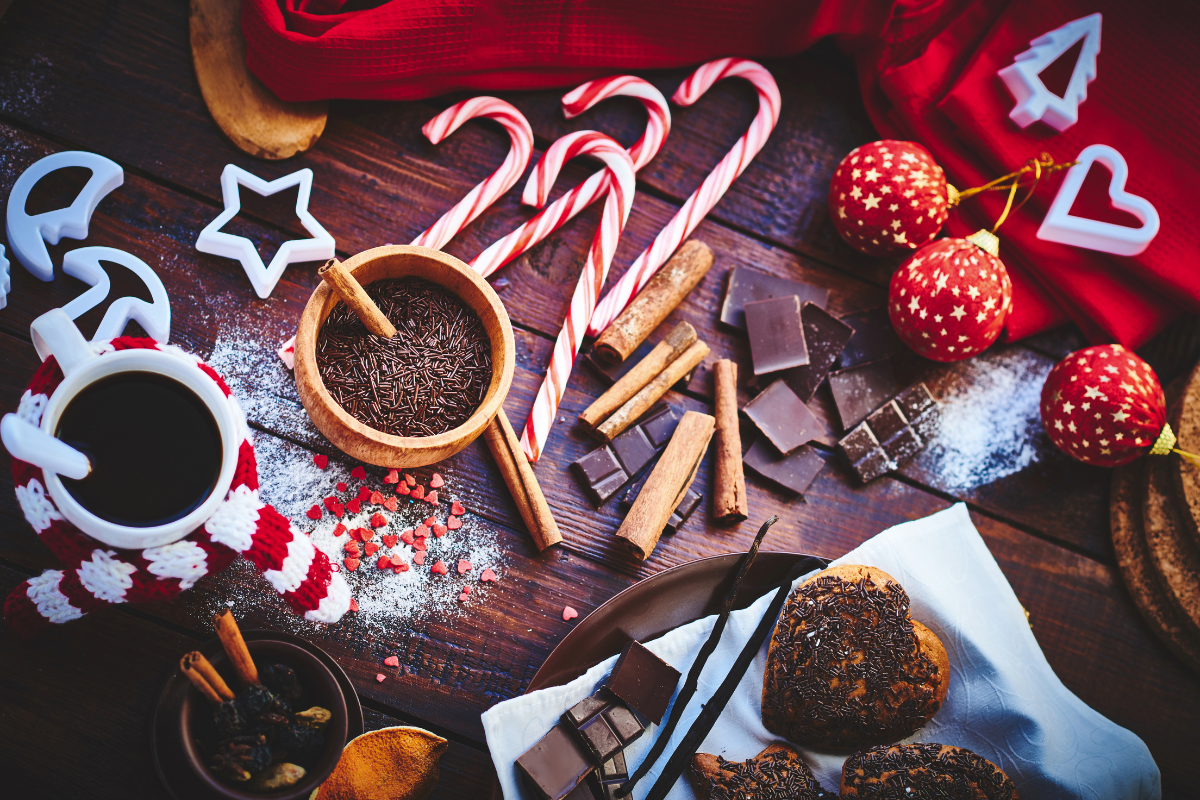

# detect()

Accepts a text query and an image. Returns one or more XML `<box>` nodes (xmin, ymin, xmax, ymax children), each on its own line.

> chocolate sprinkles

<box><xmin>316</xmin><ymin>278</ymin><xmax>492</xmax><ymax>437</ymax></box>
<box><xmin>841</xmin><ymin>743</ymin><xmax>1018</xmax><ymax>799</ymax></box>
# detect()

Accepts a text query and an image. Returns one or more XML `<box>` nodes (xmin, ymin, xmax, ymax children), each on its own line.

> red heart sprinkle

<box><xmin>480</xmin><ymin>568</ymin><xmax>498</xmax><ymax>582</ymax></box>
<box><xmin>348</xmin><ymin>598</ymin><xmax>358</xmax><ymax>611</ymax></box>
<box><xmin>405</xmin><ymin>474</ymin><xmax>416</xmax><ymax>487</ymax></box>
<box><xmin>357</xmin><ymin>485</ymin><xmax>372</xmax><ymax>499</ymax></box>
<box><xmin>457</xmin><ymin>559</ymin><xmax>472</xmax><ymax>574</ymax></box>
<box><xmin>344</xmin><ymin>541</ymin><xmax>360</xmax><ymax>556</ymax></box>
<box><xmin>383</xmin><ymin>496</ymin><xmax>399</xmax><ymax>512</ymax></box>
<box><xmin>421</xmin><ymin>516</ymin><xmax>435</xmax><ymax>527</ymax></box>
<box><xmin>461</xmin><ymin>585</ymin><xmax>472</xmax><ymax>595</ymax></box>
<box><xmin>413</xmin><ymin>551</ymin><xmax>426</xmax><ymax>566</ymax></box>
<box><xmin>376</xmin><ymin>673</ymin><xmax>386</xmax><ymax>682</ymax></box>
<box><xmin>433</xmin><ymin>524</ymin><xmax>448</xmax><ymax>538</ymax></box>
<box><xmin>337</xmin><ymin>482</ymin><xmax>348</xmax><ymax>492</ymax></box>
<box><xmin>390</xmin><ymin>554</ymin><xmax>404</xmax><ymax>567</ymax></box>
<box><xmin>413</xmin><ymin>538</ymin><xmax>427</xmax><ymax>552</ymax></box>
<box><xmin>451</xmin><ymin>501</ymin><xmax>466</xmax><ymax>516</ymax></box>
<box><xmin>345</xmin><ymin>499</ymin><xmax>362</xmax><ymax>515</ymax></box>
<box><xmin>377</xmin><ymin>555</ymin><xmax>391</xmax><ymax>570</ymax></box>
<box><xmin>359</xmin><ymin>528</ymin><xmax>375</xmax><ymax>542</ymax></box>
<box><xmin>425</xmin><ymin>491</ymin><xmax>439</xmax><ymax>505</ymax></box>
<box><xmin>323</xmin><ymin>496</ymin><xmax>339</xmax><ymax>509</ymax></box>
<box><xmin>306</xmin><ymin>505</ymin><xmax>322</xmax><ymax>520</ymax></box>
<box><xmin>395</xmin><ymin>485</ymin><xmax>410</xmax><ymax>496</ymax></box>
<box><xmin>333</xmin><ymin>523</ymin><xmax>347</xmax><ymax>537</ymax></box>
<box><xmin>351</xmin><ymin>466</ymin><xmax>367</xmax><ymax>480</ymax></box>
<box><xmin>370</xmin><ymin>513</ymin><xmax>387</xmax><ymax>528</ymax></box>
<box><xmin>431</xmin><ymin>560</ymin><xmax>448</xmax><ymax>576</ymax></box>
<box><xmin>446</xmin><ymin>516</ymin><xmax>462</xmax><ymax>530</ymax></box>
<box><xmin>457</xmin><ymin>592</ymin><xmax>469</xmax><ymax>602</ymax></box>
<box><xmin>370</xmin><ymin>491</ymin><xmax>385</xmax><ymax>505</ymax></box>
<box><xmin>343</xmin><ymin>558</ymin><xmax>360</xmax><ymax>572</ymax></box>
<box><xmin>410</xmin><ymin>485</ymin><xmax>424</xmax><ymax>500</ymax></box>
<box><xmin>400</xmin><ymin>530</ymin><xmax>415</xmax><ymax>545</ymax></box>
<box><xmin>562</xmin><ymin>606</ymin><xmax>578</xmax><ymax>621</ymax></box>
<box><xmin>313</xmin><ymin>454</ymin><xmax>328</xmax><ymax>469</ymax></box>
<box><xmin>383</xmin><ymin>469</ymin><xmax>400</xmax><ymax>485</ymax></box>
<box><xmin>394</xmin><ymin>565</ymin><xmax>408</xmax><ymax>573</ymax></box>
<box><xmin>415</xmin><ymin>524</ymin><xmax>430</xmax><ymax>539</ymax></box>
<box><xmin>332</xmin><ymin>503</ymin><xmax>346</xmax><ymax>518</ymax></box>
<box><xmin>364</xmin><ymin>542</ymin><xmax>380</xmax><ymax>557</ymax></box>
<box><xmin>430</xmin><ymin>473</ymin><xmax>445</xmax><ymax>488</ymax></box>
<box><xmin>381</xmin><ymin>534</ymin><xmax>398</xmax><ymax>548</ymax></box>
<box><xmin>384</xmin><ymin>655</ymin><xmax>399</xmax><ymax>667</ymax></box>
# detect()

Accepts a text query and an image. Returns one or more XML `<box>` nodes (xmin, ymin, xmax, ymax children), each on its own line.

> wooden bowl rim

<box><xmin>295</xmin><ymin>244</ymin><xmax>515</xmax><ymax>452</ymax></box>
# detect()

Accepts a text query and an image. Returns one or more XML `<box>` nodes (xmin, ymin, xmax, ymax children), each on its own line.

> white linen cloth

<box><xmin>482</xmin><ymin>504</ymin><xmax>1160</xmax><ymax>799</ymax></box>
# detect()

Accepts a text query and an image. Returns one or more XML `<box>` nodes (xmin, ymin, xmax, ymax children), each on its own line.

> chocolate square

<box><xmin>779</xmin><ymin>303</ymin><xmax>855</xmax><ymax>402</ymax></box>
<box><xmin>742</xmin><ymin>379</ymin><xmax>823</xmax><ymax>454</ymax></box>
<box><xmin>572</xmin><ymin>448</ymin><xmax>622</xmax><ymax>485</ymax></box>
<box><xmin>639</xmin><ymin>404</ymin><xmax>682</xmax><ymax>448</ymax></box>
<box><xmin>837</xmin><ymin>307</ymin><xmax>902</xmax><ymax>368</ymax></box>
<box><xmin>866</xmin><ymin>400</ymin><xmax>908</xmax><ymax>443</ymax></box>
<box><xmin>516</xmin><ymin>724</ymin><xmax>595</xmax><ymax>800</ymax></box>
<box><xmin>576</xmin><ymin>714</ymin><xmax>622</xmax><ymax>762</ymax></box>
<box><xmin>852</xmin><ymin>447</ymin><xmax>895</xmax><ymax>483</ymax></box>
<box><xmin>828</xmin><ymin>358</ymin><xmax>899</xmax><ymax>431</ymax></box>
<box><xmin>571</xmin><ymin>406</ymin><xmax>682</xmax><ymax>507</ymax></box>
<box><xmin>837</xmin><ymin>422</ymin><xmax>879</xmax><ymax>464</ymax></box>
<box><xmin>563</xmin><ymin>693</ymin><xmax>612</xmax><ymax>727</ymax></box>
<box><xmin>590</xmin><ymin>470</ymin><xmax>630</xmax><ymax>506</ymax></box>
<box><xmin>909</xmin><ymin>408</ymin><xmax>941</xmax><ymax>441</ymax></box>
<box><xmin>883</xmin><ymin>426</ymin><xmax>924</xmax><ymax>466</ymax></box>
<box><xmin>720</xmin><ymin>265</ymin><xmax>830</xmax><ymax>330</ymax></box>
<box><xmin>601</xmin><ymin>704</ymin><xmax>644</xmax><ymax>745</ymax></box>
<box><xmin>744</xmin><ymin>295</ymin><xmax>809</xmax><ymax>375</ymax></box>
<box><xmin>611</xmin><ymin>426</ymin><xmax>655</xmax><ymax>475</ymax></box>
<box><xmin>600</xmin><ymin>752</ymin><xmax>627</xmax><ymax>781</ymax></box>
<box><xmin>743</xmin><ymin>438</ymin><xmax>826</xmax><ymax>495</ymax></box>
<box><xmin>895</xmin><ymin>383</ymin><xmax>937</xmax><ymax>421</ymax></box>
<box><xmin>672</xmin><ymin>488</ymin><xmax>703</xmax><ymax>530</ymax></box>
<box><xmin>605</xmin><ymin>641</ymin><xmax>681</xmax><ymax>725</ymax></box>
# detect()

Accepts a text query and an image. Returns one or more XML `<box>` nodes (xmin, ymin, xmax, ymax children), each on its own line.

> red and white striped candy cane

<box><xmin>410</xmin><ymin>97</ymin><xmax>534</xmax><ymax>250</ymax></box>
<box><xmin>469</xmin><ymin>76</ymin><xmax>670</xmax><ymax>278</ymax></box>
<box><xmin>586</xmin><ymin>59</ymin><xmax>781</xmax><ymax>337</ymax></box>
<box><xmin>517</xmin><ymin>132</ymin><xmax>636</xmax><ymax>463</ymax></box>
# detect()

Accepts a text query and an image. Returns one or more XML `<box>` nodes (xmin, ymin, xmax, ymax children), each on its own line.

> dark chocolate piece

<box><xmin>742</xmin><ymin>379</ymin><xmax>823</xmax><ymax>454</ymax></box>
<box><xmin>837</xmin><ymin>422</ymin><xmax>879</xmax><ymax>464</ymax></box>
<box><xmin>827</xmin><ymin>358</ymin><xmax>898</xmax><ymax>431</ymax></box>
<box><xmin>835</xmin><ymin>382</ymin><xmax>940</xmax><ymax>482</ymax></box>
<box><xmin>605</xmin><ymin>641</ymin><xmax>681</xmax><ymax>725</ymax></box>
<box><xmin>601</xmin><ymin>751</ymin><xmax>628</xmax><ymax>781</ymax></box>
<box><xmin>584</xmin><ymin>340</ymin><xmax>655</xmax><ymax>385</ymax></box>
<box><xmin>686</xmin><ymin>359</ymin><xmax>715</xmax><ymax>399</ymax></box>
<box><xmin>837</xmin><ymin>307</ymin><xmax>902</xmax><ymax>368</ymax></box>
<box><xmin>742</xmin><ymin>438</ymin><xmax>826</xmax><ymax>495</ymax></box>
<box><xmin>618</xmin><ymin>478</ymin><xmax>702</xmax><ymax>536</ymax></box>
<box><xmin>720</xmin><ymin>266</ymin><xmax>829</xmax><ymax>330</ymax></box>
<box><xmin>744</xmin><ymin>295</ymin><xmax>809</xmax><ymax>375</ymax></box>
<box><xmin>576</xmin><ymin>714</ymin><xmax>622</xmax><ymax>762</ymax></box>
<box><xmin>895</xmin><ymin>383</ymin><xmax>940</xmax><ymax>440</ymax></box>
<box><xmin>565</xmin><ymin>780</ymin><xmax>599</xmax><ymax>800</ymax></box>
<box><xmin>601</xmin><ymin>705</ymin><xmax>644</xmax><ymax>745</ymax></box>
<box><xmin>883</xmin><ymin>426</ymin><xmax>924</xmax><ymax>463</ymax></box>
<box><xmin>777</xmin><ymin>303</ymin><xmax>855</xmax><ymax>402</ymax></box>
<box><xmin>571</xmin><ymin>406</ymin><xmax>682</xmax><ymax>505</ymax></box>
<box><xmin>516</xmin><ymin>724</ymin><xmax>595</xmax><ymax>800</ymax></box>
<box><xmin>866</xmin><ymin>400</ymin><xmax>907</xmax><ymax>443</ymax></box>
<box><xmin>564</xmin><ymin>693</ymin><xmax>612</xmax><ymax>727</ymax></box>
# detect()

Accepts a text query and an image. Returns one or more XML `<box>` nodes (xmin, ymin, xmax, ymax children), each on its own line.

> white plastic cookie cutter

<box><xmin>998</xmin><ymin>13</ymin><xmax>1101</xmax><ymax>132</ymax></box>
<box><xmin>5</xmin><ymin>150</ymin><xmax>124</xmax><ymax>281</ymax></box>
<box><xmin>1037</xmin><ymin>144</ymin><xmax>1159</xmax><ymax>257</ymax></box>
<box><xmin>195</xmin><ymin>164</ymin><xmax>335</xmax><ymax>298</ymax></box>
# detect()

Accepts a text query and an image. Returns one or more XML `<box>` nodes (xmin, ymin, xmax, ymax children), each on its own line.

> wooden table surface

<box><xmin>0</xmin><ymin>2</ymin><xmax>1195</xmax><ymax>797</ymax></box>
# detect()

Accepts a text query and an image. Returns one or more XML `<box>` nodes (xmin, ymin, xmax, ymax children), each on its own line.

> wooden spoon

<box><xmin>190</xmin><ymin>0</ymin><xmax>327</xmax><ymax>160</ymax></box>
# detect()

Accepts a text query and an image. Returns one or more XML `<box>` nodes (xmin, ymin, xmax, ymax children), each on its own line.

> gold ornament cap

<box><xmin>966</xmin><ymin>228</ymin><xmax>1000</xmax><ymax>257</ymax></box>
<box><xmin>946</xmin><ymin>184</ymin><xmax>960</xmax><ymax>206</ymax></box>
<box><xmin>1151</xmin><ymin>423</ymin><xmax>1178</xmax><ymax>456</ymax></box>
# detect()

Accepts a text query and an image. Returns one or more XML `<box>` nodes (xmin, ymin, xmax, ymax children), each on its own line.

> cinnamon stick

<box><xmin>482</xmin><ymin>409</ymin><xmax>562</xmax><ymax>551</ymax></box>
<box><xmin>187</xmin><ymin>651</ymin><xmax>235</xmax><ymax>700</ymax></box>
<box><xmin>712</xmin><ymin>359</ymin><xmax>748</xmax><ymax>523</ymax></box>
<box><xmin>318</xmin><ymin>258</ymin><xmax>397</xmax><ymax>338</ymax></box>
<box><xmin>579</xmin><ymin>322</ymin><xmax>697</xmax><ymax>430</ymax></box>
<box><xmin>593</xmin><ymin>240</ymin><xmax>713</xmax><ymax>364</ymax></box>
<box><xmin>180</xmin><ymin>653</ymin><xmax>223</xmax><ymax>703</ymax></box>
<box><xmin>214</xmin><ymin>608</ymin><xmax>259</xmax><ymax>687</ymax></box>
<box><xmin>616</xmin><ymin>411</ymin><xmax>715</xmax><ymax>560</ymax></box>
<box><xmin>595</xmin><ymin>340</ymin><xmax>709</xmax><ymax>443</ymax></box>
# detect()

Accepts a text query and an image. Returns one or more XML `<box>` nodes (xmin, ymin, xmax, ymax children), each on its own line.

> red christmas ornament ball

<box><xmin>888</xmin><ymin>236</ymin><xmax>1012</xmax><ymax>362</ymax></box>
<box><xmin>828</xmin><ymin>140</ymin><xmax>951</xmax><ymax>257</ymax></box>
<box><xmin>1040</xmin><ymin>345</ymin><xmax>1167</xmax><ymax>468</ymax></box>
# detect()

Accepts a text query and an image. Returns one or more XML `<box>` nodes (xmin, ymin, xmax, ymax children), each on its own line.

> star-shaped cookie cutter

<box><xmin>195</xmin><ymin>165</ymin><xmax>335</xmax><ymax>298</ymax></box>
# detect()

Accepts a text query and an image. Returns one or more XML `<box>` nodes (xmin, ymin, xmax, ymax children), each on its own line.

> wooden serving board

<box><xmin>1169</xmin><ymin>360</ymin><xmax>1200</xmax><ymax>548</ymax></box>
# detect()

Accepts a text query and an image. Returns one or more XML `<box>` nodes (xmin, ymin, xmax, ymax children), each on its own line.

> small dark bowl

<box><xmin>179</xmin><ymin>640</ymin><xmax>349</xmax><ymax>800</ymax></box>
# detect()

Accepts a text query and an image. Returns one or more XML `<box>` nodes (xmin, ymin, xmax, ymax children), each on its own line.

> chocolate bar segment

<box><xmin>516</xmin><ymin>723</ymin><xmax>595</xmax><ymax>800</ymax></box>
<box><xmin>560</xmin><ymin>692</ymin><xmax>645</xmax><ymax>765</ymax></box>
<box><xmin>742</xmin><ymin>379</ymin><xmax>823</xmax><ymax>454</ymax></box>
<box><xmin>778</xmin><ymin>303</ymin><xmax>855</xmax><ymax>402</ymax></box>
<box><xmin>744</xmin><ymin>295</ymin><xmax>809</xmax><ymax>374</ymax></box>
<box><xmin>837</xmin><ymin>307</ymin><xmax>902</xmax><ymax>368</ymax></box>
<box><xmin>571</xmin><ymin>405</ymin><xmax>682</xmax><ymax>505</ymax></box>
<box><xmin>576</xmin><ymin>714</ymin><xmax>622</xmax><ymax>762</ymax></box>
<box><xmin>619</xmin><ymin>478</ymin><xmax>702</xmax><ymax>536</ymax></box>
<box><xmin>605</xmin><ymin>641</ymin><xmax>681</xmax><ymax>725</ymax></box>
<box><xmin>836</xmin><ymin>382</ymin><xmax>939</xmax><ymax>482</ymax></box>
<box><xmin>743</xmin><ymin>438</ymin><xmax>826</xmax><ymax>495</ymax></box>
<box><xmin>720</xmin><ymin>265</ymin><xmax>830</xmax><ymax>330</ymax></box>
<box><xmin>827</xmin><ymin>357</ymin><xmax>898</xmax><ymax>430</ymax></box>
<box><xmin>601</xmin><ymin>705</ymin><xmax>643</xmax><ymax>745</ymax></box>
<box><xmin>564</xmin><ymin>693</ymin><xmax>612</xmax><ymax>728</ymax></box>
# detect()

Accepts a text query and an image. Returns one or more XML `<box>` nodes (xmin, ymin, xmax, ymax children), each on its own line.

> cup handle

<box><xmin>30</xmin><ymin>308</ymin><xmax>96</xmax><ymax>375</ymax></box>
<box><xmin>0</xmin><ymin>414</ymin><xmax>91</xmax><ymax>479</ymax></box>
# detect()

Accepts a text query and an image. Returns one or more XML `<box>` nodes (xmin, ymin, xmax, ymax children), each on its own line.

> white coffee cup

<box><xmin>1</xmin><ymin>309</ymin><xmax>241</xmax><ymax>549</ymax></box>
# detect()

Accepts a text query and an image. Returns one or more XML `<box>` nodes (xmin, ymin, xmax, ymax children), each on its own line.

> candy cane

<box><xmin>517</xmin><ymin>132</ymin><xmax>637</xmax><ymax>463</ymax></box>
<box><xmin>410</xmin><ymin>97</ymin><xmax>534</xmax><ymax>250</ymax></box>
<box><xmin>469</xmin><ymin>76</ymin><xmax>670</xmax><ymax>277</ymax></box>
<box><xmin>586</xmin><ymin>58</ymin><xmax>780</xmax><ymax>337</ymax></box>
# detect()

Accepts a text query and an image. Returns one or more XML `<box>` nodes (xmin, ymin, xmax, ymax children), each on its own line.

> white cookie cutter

<box><xmin>5</xmin><ymin>150</ymin><xmax>124</xmax><ymax>281</ymax></box>
<box><xmin>195</xmin><ymin>164</ymin><xmax>335</xmax><ymax>299</ymax></box>
<box><xmin>33</xmin><ymin>245</ymin><xmax>172</xmax><ymax>360</ymax></box>
<box><xmin>1037</xmin><ymin>144</ymin><xmax>1159</xmax><ymax>257</ymax></box>
<box><xmin>998</xmin><ymin>13</ymin><xmax>1101</xmax><ymax>132</ymax></box>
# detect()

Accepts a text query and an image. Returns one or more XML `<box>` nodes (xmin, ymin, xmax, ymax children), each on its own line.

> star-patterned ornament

<box><xmin>828</xmin><ymin>140</ymin><xmax>952</xmax><ymax>257</ymax></box>
<box><xmin>1040</xmin><ymin>345</ymin><xmax>1172</xmax><ymax>467</ymax></box>
<box><xmin>888</xmin><ymin>232</ymin><xmax>1012</xmax><ymax>362</ymax></box>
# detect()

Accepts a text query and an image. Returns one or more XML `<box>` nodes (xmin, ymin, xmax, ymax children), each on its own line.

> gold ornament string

<box><xmin>947</xmin><ymin>153</ymin><xmax>1078</xmax><ymax>232</ymax></box>
<box><xmin>1149</xmin><ymin>423</ymin><xmax>1200</xmax><ymax>468</ymax></box>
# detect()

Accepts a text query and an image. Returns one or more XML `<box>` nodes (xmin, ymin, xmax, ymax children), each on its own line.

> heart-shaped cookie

<box><xmin>761</xmin><ymin>565</ymin><xmax>949</xmax><ymax>749</ymax></box>
<box><xmin>690</xmin><ymin>743</ymin><xmax>830</xmax><ymax>800</ymax></box>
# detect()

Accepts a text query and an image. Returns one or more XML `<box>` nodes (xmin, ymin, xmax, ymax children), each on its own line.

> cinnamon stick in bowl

<box><xmin>214</xmin><ymin>608</ymin><xmax>259</xmax><ymax>687</ymax></box>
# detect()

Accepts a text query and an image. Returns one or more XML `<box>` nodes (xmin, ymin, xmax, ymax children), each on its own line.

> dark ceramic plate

<box><xmin>150</xmin><ymin>630</ymin><xmax>364</xmax><ymax>800</ymax></box>
<box><xmin>493</xmin><ymin>551</ymin><xmax>829</xmax><ymax>798</ymax></box>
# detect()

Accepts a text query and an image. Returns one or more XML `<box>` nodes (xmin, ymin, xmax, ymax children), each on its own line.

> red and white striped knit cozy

<box><xmin>4</xmin><ymin>336</ymin><xmax>350</xmax><ymax>638</ymax></box>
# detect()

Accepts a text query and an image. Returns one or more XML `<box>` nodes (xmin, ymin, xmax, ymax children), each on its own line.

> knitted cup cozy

<box><xmin>4</xmin><ymin>336</ymin><xmax>350</xmax><ymax>638</ymax></box>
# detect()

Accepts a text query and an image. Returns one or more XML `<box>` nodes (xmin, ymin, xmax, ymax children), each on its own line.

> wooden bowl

<box><xmin>295</xmin><ymin>245</ymin><xmax>515</xmax><ymax>467</ymax></box>
<box><xmin>178</xmin><ymin>639</ymin><xmax>350</xmax><ymax>799</ymax></box>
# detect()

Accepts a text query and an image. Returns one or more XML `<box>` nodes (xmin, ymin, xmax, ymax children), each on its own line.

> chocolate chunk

<box><xmin>584</xmin><ymin>341</ymin><xmax>655</xmax><ymax>385</ymax></box>
<box><xmin>571</xmin><ymin>406</ymin><xmax>682</xmax><ymax>505</ymax></box>
<box><xmin>605</xmin><ymin>641</ymin><xmax>681</xmax><ymax>725</ymax></box>
<box><xmin>686</xmin><ymin>359</ymin><xmax>715</xmax><ymax>399</ymax></box>
<box><xmin>576</xmin><ymin>714</ymin><xmax>623</xmax><ymax>762</ymax></box>
<box><xmin>836</xmin><ymin>383</ymin><xmax>939</xmax><ymax>482</ymax></box>
<box><xmin>571</xmin><ymin>449</ymin><xmax>627</xmax><ymax>506</ymax></box>
<box><xmin>837</xmin><ymin>422</ymin><xmax>880</xmax><ymax>463</ymax></box>
<box><xmin>564</xmin><ymin>693</ymin><xmax>612</xmax><ymax>727</ymax></box>
<box><xmin>611</xmin><ymin>426</ymin><xmax>655</xmax><ymax>475</ymax></box>
<box><xmin>837</xmin><ymin>307</ymin><xmax>902</xmax><ymax>368</ymax></box>
<box><xmin>744</xmin><ymin>295</ymin><xmax>809</xmax><ymax>375</ymax></box>
<box><xmin>778</xmin><ymin>303</ymin><xmax>855</xmax><ymax>402</ymax></box>
<box><xmin>742</xmin><ymin>379</ymin><xmax>824</xmax><ymax>454</ymax></box>
<box><xmin>866</xmin><ymin>400</ymin><xmax>907</xmax><ymax>443</ymax></box>
<box><xmin>564</xmin><ymin>780</ymin><xmax>599</xmax><ymax>800</ymax></box>
<box><xmin>640</xmin><ymin>404</ymin><xmax>683</xmax><ymax>448</ymax></box>
<box><xmin>828</xmin><ymin>358</ymin><xmax>898</xmax><ymax>430</ymax></box>
<box><xmin>601</xmin><ymin>704</ymin><xmax>644</xmax><ymax>745</ymax></box>
<box><xmin>721</xmin><ymin>266</ymin><xmax>830</xmax><ymax>330</ymax></box>
<box><xmin>516</xmin><ymin>724</ymin><xmax>595</xmax><ymax>800</ymax></box>
<box><xmin>743</xmin><ymin>438</ymin><xmax>826</xmax><ymax>495</ymax></box>
<box><xmin>883</xmin><ymin>427</ymin><xmax>924</xmax><ymax>464</ymax></box>
<box><xmin>619</xmin><ymin>479</ymin><xmax>702</xmax><ymax>536</ymax></box>
<box><xmin>600</xmin><ymin>751</ymin><xmax>627</xmax><ymax>781</ymax></box>
<box><xmin>850</xmin><ymin>442</ymin><xmax>895</xmax><ymax>483</ymax></box>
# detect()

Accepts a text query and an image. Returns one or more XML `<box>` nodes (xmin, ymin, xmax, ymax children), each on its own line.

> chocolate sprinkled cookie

<box><xmin>761</xmin><ymin>565</ymin><xmax>948</xmax><ymax>749</ymax></box>
<box><xmin>841</xmin><ymin>743</ymin><xmax>1018</xmax><ymax>799</ymax></box>
<box><xmin>690</xmin><ymin>743</ymin><xmax>834</xmax><ymax>800</ymax></box>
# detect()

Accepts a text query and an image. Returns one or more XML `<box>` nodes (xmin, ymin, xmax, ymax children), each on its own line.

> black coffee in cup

<box><xmin>56</xmin><ymin>371</ymin><xmax>223</xmax><ymax>527</ymax></box>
